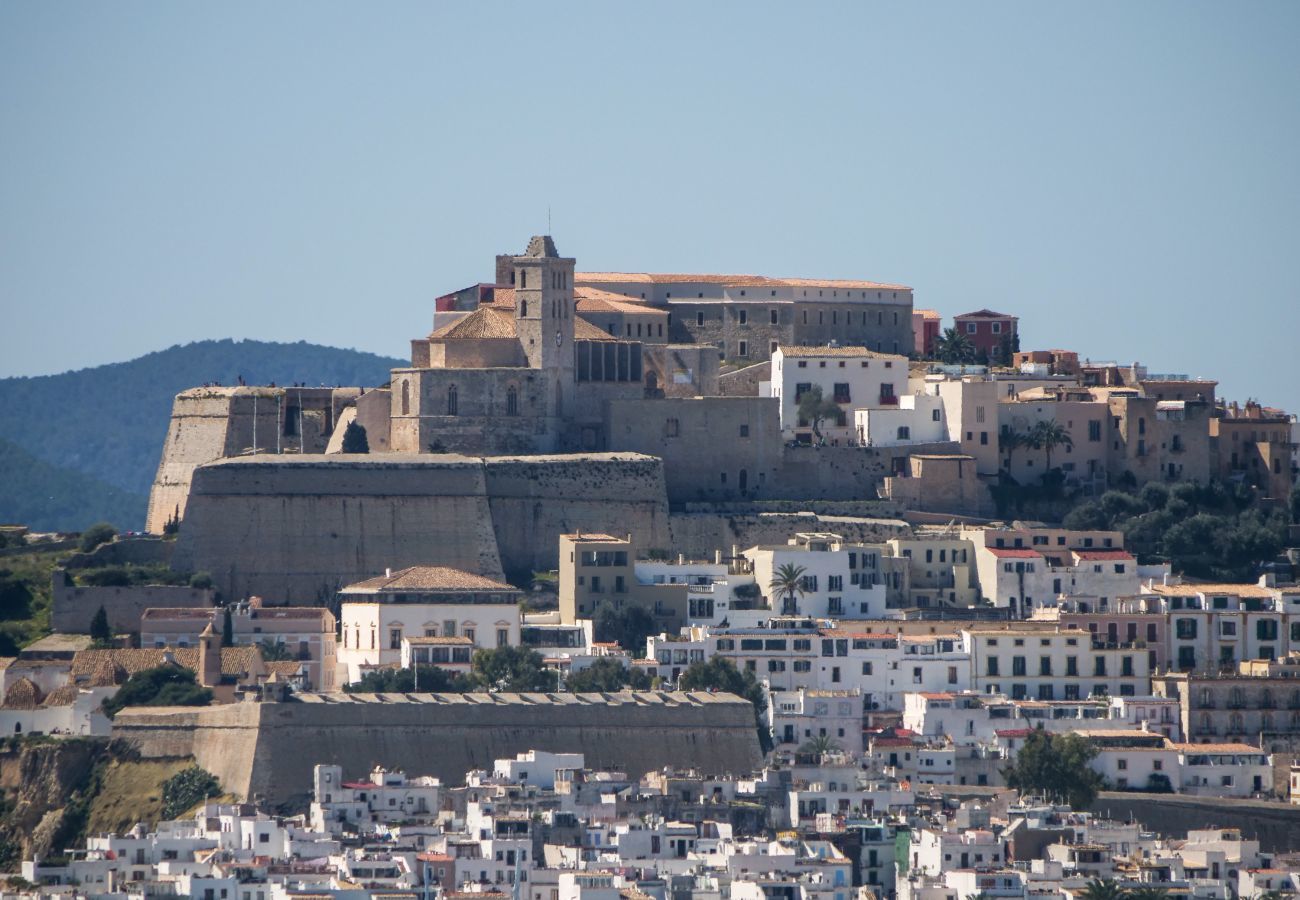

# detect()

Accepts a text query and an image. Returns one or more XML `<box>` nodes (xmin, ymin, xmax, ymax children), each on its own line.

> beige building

<box><xmin>139</xmin><ymin>598</ymin><xmax>338</xmax><ymax>691</ymax></box>
<box><xmin>558</xmin><ymin>533</ymin><xmax>688</xmax><ymax>630</ymax></box>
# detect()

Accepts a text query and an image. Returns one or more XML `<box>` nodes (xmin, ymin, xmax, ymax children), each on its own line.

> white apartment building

<box><xmin>493</xmin><ymin>750</ymin><xmax>586</xmax><ymax>790</ymax></box>
<box><xmin>965</xmin><ymin>625</ymin><xmax>1152</xmax><ymax>700</ymax></box>
<box><xmin>311</xmin><ymin>765</ymin><xmax>441</xmax><ymax>835</ymax></box>
<box><xmin>769</xmin><ymin>688</ymin><xmax>864</xmax><ymax>753</ymax></box>
<box><xmin>856</xmin><ymin>390</ymin><xmax>948</xmax><ymax>448</ymax></box>
<box><xmin>1174</xmin><ymin>743</ymin><xmax>1272</xmax><ymax>797</ymax></box>
<box><xmin>770</xmin><ymin>346</ymin><xmax>910</xmax><ymax>444</ymax></box>
<box><xmin>909</xmin><ymin>827</ymin><xmax>1007</xmax><ymax>876</ymax></box>
<box><xmin>744</xmin><ymin>533</ymin><xmax>889</xmax><ymax>619</ymax></box>
<box><xmin>1146</xmin><ymin>581</ymin><xmax>1300</xmax><ymax>672</ymax></box>
<box><xmin>886</xmin><ymin>535</ymin><xmax>980</xmax><ymax>608</ymax></box>
<box><xmin>336</xmin><ymin>566</ymin><xmax>523</xmax><ymax>683</ymax></box>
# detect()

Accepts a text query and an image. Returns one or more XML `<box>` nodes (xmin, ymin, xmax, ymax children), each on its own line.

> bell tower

<box><xmin>511</xmin><ymin>235</ymin><xmax>576</xmax><ymax>418</ymax></box>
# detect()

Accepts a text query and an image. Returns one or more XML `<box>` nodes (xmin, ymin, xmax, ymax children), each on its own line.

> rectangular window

<box><xmin>390</xmin><ymin>628</ymin><xmax>402</xmax><ymax>650</ymax></box>
<box><xmin>1088</xmin><ymin>420</ymin><xmax>1102</xmax><ymax>442</ymax></box>
<box><xmin>770</xmin><ymin>309</ymin><xmax>778</xmax><ymax>324</ymax></box>
<box><xmin>739</xmin><ymin>309</ymin><xmax>747</xmax><ymax>325</ymax></box>
<box><xmin>696</xmin><ymin>312</ymin><xmax>704</xmax><ymax>326</ymax></box>
<box><xmin>738</xmin><ymin>340</ymin><xmax>748</xmax><ymax>357</ymax></box>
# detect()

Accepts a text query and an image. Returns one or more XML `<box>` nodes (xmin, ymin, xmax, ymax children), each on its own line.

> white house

<box><xmin>336</xmin><ymin>566</ymin><xmax>523</xmax><ymax>683</ymax></box>
<box><xmin>770</xmin><ymin>346</ymin><xmax>910</xmax><ymax>444</ymax></box>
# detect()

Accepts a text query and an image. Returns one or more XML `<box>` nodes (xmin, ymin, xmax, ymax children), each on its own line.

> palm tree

<box><xmin>1126</xmin><ymin>888</ymin><xmax>1170</xmax><ymax>900</ymax></box>
<box><xmin>259</xmin><ymin>639</ymin><xmax>295</xmax><ymax>662</ymax></box>
<box><xmin>1030</xmin><ymin>420</ymin><xmax>1074</xmax><ymax>471</ymax></box>
<box><xmin>999</xmin><ymin>429</ymin><xmax>1029</xmax><ymax>474</ymax></box>
<box><xmin>768</xmin><ymin>563</ymin><xmax>808</xmax><ymax>615</ymax></box>
<box><xmin>934</xmin><ymin>328</ymin><xmax>976</xmax><ymax>364</ymax></box>
<box><xmin>799</xmin><ymin>734</ymin><xmax>842</xmax><ymax>760</ymax></box>
<box><xmin>1079</xmin><ymin>879</ymin><xmax>1124</xmax><ymax>900</ymax></box>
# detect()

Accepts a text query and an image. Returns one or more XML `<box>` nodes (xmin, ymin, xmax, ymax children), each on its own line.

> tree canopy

<box><xmin>565</xmin><ymin>657</ymin><xmax>652</xmax><ymax>692</ymax></box>
<box><xmin>795</xmin><ymin>386</ymin><xmax>842</xmax><ymax>441</ymax></box>
<box><xmin>341</xmin><ymin>421</ymin><xmax>370</xmax><ymax>453</ymax></box>
<box><xmin>343</xmin><ymin>646</ymin><xmax>557</xmax><ymax>694</ymax></box>
<box><xmin>592</xmin><ymin>603</ymin><xmax>657</xmax><ymax>655</ymax></box>
<box><xmin>101</xmin><ymin>665</ymin><xmax>213</xmax><ymax>718</ymax></box>
<box><xmin>1002</xmin><ymin>729</ymin><xmax>1106</xmax><ymax>810</ymax></box>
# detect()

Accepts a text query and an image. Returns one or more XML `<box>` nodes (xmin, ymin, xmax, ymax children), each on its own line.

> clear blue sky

<box><xmin>2</xmin><ymin>2</ymin><xmax>1297</xmax><ymax>410</ymax></box>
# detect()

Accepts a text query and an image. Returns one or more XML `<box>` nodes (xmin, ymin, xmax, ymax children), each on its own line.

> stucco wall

<box><xmin>113</xmin><ymin>691</ymin><xmax>763</xmax><ymax>809</ymax></box>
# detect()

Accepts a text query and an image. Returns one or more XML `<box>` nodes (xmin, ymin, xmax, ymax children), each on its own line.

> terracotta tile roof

<box><xmin>265</xmin><ymin>661</ymin><xmax>304</xmax><ymax>676</ymax></box>
<box><xmin>576</xmin><ymin>272</ymin><xmax>911</xmax><ymax>291</ymax></box>
<box><xmin>573</xmin><ymin>316</ymin><xmax>619</xmax><ymax>342</ymax></box>
<box><xmin>914</xmin><ymin>309</ymin><xmax>942</xmax><ymax>319</ymax></box>
<box><xmin>1149</xmin><ymin>583</ymin><xmax>1276</xmax><ymax>598</ymax></box>
<box><xmin>429</xmin><ymin>307</ymin><xmax>519</xmax><ymax>340</ymax></box>
<box><xmin>778</xmin><ymin>345</ymin><xmax>904</xmax><ymax>359</ymax></box>
<box><xmin>487</xmin><ymin>287</ymin><xmax>516</xmax><ymax>309</ymax></box>
<box><xmin>996</xmin><ymin>728</ymin><xmax>1032</xmax><ymax>738</ymax></box>
<box><xmin>343</xmin><ymin>566</ymin><xmax>516</xmax><ymax>594</ymax></box>
<box><xmin>575</xmin><ymin>287</ymin><xmax>668</xmax><ymax>316</ymax></box>
<box><xmin>70</xmin><ymin>646</ymin><xmax>263</xmax><ymax>681</ymax></box>
<box><xmin>42</xmin><ymin>685</ymin><xmax>82</xmax><ymax>707</ymax></box>
<box><xmin>2</xmin><ymin>677</ymin><xmax>42</xmax><ymax>709</ymax></box>
<box><xmin>955</xmin><ymin>309</ymin><xmax>1017</xmax><ymax>320</ymax></box>
<box><xmin>1171</xmin><ymin>742</ymin><xmax>1266</xmax><ymax>753</ymax></box>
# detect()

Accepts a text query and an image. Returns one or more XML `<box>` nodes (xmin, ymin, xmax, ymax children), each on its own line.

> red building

<box><xmin>954</xmin><ymin>309</ymin><xmax>1019</xmax><ymax>358</ymax></box>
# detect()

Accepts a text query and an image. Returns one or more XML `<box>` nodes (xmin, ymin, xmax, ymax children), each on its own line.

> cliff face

<box><xmin>113</xmin><ymin>692</ymin><xmax>763</xmax><ymax>809</ymax></box>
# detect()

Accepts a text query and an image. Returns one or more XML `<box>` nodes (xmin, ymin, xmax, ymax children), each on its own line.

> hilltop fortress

<box><xmin>149</xmin><ymin>236</ymin><xmax>932</xmax><ymax>599</ymax></box>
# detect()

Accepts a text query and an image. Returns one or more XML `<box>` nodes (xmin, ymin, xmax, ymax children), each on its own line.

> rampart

<box><xmin>1088</xmin><ymin>791</ymin><xmax>1300</xmax><ymax>852</ymax></box>
<box><xmin>51</xmin><ymin>578</ymin><xmax>215</xmax><ymax>635</ymax></box>
<box><xmin>170</xmin><ymin>453</ymin><xmax>670</xmax><ymax>601</ymax></box>
<box><xmin>112</xmin><ymin>691</ymin><xmax>763</xmax><ymax>808</ymax></box>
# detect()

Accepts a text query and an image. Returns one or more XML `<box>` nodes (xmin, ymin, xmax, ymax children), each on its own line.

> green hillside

<box><xmin>0</xmin><ymin>339</ymin><xmax>404</xmax><ymax>531</ymax></box>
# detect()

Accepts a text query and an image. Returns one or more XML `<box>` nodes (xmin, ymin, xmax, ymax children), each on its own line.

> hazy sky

<box><xmin>2</xmin><ymin>2</ymin><xmax>1297</xmax><ymax>410</ymax></box>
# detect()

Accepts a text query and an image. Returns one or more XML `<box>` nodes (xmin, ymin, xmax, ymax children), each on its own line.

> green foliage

<box><xmin>933</xmin><ymin>328</ymin><xmax>975</xmax><ymax>364</ymax></box>
<box><xmin>1145</xmin><ymin>773</ymin><xmax>1173</xmax><ymax>793</ymax></box>
<box><xmin>76</xmin><ymin>564</ymin><xmax>192</xmax><ymax>588</ymax></box>
<box><xmin>79</xmin><ymin>523</ymin><xmax>117</xmax><ymax>553</ymax></box>
<box><xmin>469</xmin><ymin>646</ymin><xmax>558</xmax><ymax>692</ymax></box>
<box><xmin>190</xmin><ymin>571</ymin><xmax>214</xmax><ymax>590</ymax></box>
<box><xmin>768</xmin><ymin>563</ymin><xmax>807</xmax><ymax>610</ymax></box>
<box><xmin>565</xmin><ymin>657</ymin><xmax>651</xmax><ymax>692</ymax></box>
<box><xmin>0</xmin><ymin>548</ymin><xmax>65</xmax><ymax>654</ymax></box>
<box><xmin>799</xmin><ymin>734</ymin><xmax>841</xmax><ymax>758</ymax></box>
<box><xmin>795</xmin><ymin>386</ymin><xmax>842</xmax><ymax>441</ymax></box>
<box><xmin>1078</xmin><ymin>879</ymin><xmax>1124</xmax><ymax>900</ymax></box>
<box><xmin>258</xmin><ymin>639</ymin><xmax>294</xmax><ymax>662</ymax></box>
<box><xmin>1027</xmin><ymin>420</ymin><xmax>1074</xmax><ymax>470</ymax></box>
<box><xmin>1063</xmin><ymin>480</ymin><xmax>1287</xmax><ymax>580</ymax></box>
<box><xmin>101</xmin><ymin>666</ymin><xmax>214</xmax><ymax>719</ymax></box>
<box><xmin>221</xmin><ymin>607</ymin><xmax>234</xmax><ymax>647</ymax></box>
<box><xmin>89</xmin><ymin>606</ymin><xmax>112</xmax><ymax>644</ymax></box>
<box><xmin>344</xmin><ymin>665</ymin><xmax>471</xmax><ymax>693</ymax></box>
<box><xmin>1002</xmin><ymin>729</ymin><xmax>1106</xmax><ymax>810</ymax></box>
<box><xmin>0</xmin><ymin>339</ymin><xmax>404</xmax><ymax>530</ymax></box>
<box><xmin>341</xmin><ymin>420</ymin><xmax>370</xmax><ymax>453</ymax></box>
<box><xmin>0</xmin><ymin>569</ymin><xmax>34</xmax><ymax>622</ymax></box>
<box><xmin>592</xmin><ymin>603</ymin><xmax>656</xmax><ymax>655</ymax></box>
<box><xmin>160</xmin><ymin>766</ymin><xmax>221</xmax><ymax>820</ymax></box>
<box><xmin>678</xmin><ymin>656</ymin><xmax>772</xmax><ymax>753</ymax></box>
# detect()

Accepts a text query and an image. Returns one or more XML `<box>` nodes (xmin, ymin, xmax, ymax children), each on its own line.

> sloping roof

<box><xmin>955</xmin><ymin>309</ymin><xmax>1018</xmax><ymax>320</ymax></box>
<box><xmin>2</xmin><ymin>677</ymin><xmax>42</xmax><ymax>709</ymax></box>
<box><xmin>573</xmin><ymin>316</ymin><xmax>619</xmax><ymax>342</ymax></box>
<box><xmin>778</xmin><ymin>345</ymin><xmax>903</xmax><ymax>359</ymax></box>
<box><xmin>429</xmin><ymin>307</ymin><xmax>519</xmax><ymax>340</ymax></box>
<box><xmin>70</xmin><ymin>646</ymin><xmax>263</xmax><ymax>682</ymax></box>
<box><xmin>986</xmin><ymin>547</ymin><xmax>1043</xmax><ymax>559</ymax></box>
<box><xmin>343</xmin><ymin>566</ymin><xmax>517</xmax><ymax>593</ymax></box>
<box><xmin>574</xmin><ymin>287</ymin><xmax>669</xmax><ymax>316</ymax></box>
<box><xmin>575</xmin><ymin>272</ymin><xmax>911</xmax><ymax>291</ymax></box>
<box><xmin>1148</xmin><ymin>583</ymin><xmax>1275</xmax><ymax>598</ymax></box>
<box><xmin>914</xmin><ymin>309</ymin><xmax>942</xmax><ymax>319</ymax></box>
<box><xmin>1171</xmin><ymin>742</ymin><xmax>1266</xmax><ymax>754</ymax></box>
<box><xmin>41</xmin><ymin>685</ymin><xmax>81</xmax><ymax>707</ymax></box>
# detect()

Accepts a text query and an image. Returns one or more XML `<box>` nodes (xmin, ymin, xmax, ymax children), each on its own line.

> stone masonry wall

<box><xmin>51</xmin><ymin>579</ymin><xmax>216</xmax><ymax>635</ymax></box>
<box><xmin>114</xmin><ymin>692</ymin><xmax>763</xmax><ymax>809</ymax></box>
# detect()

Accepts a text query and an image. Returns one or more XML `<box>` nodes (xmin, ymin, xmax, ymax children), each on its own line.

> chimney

<box><xmin>385</xmin><ymin>567</ymin><xmax>392</xmax><ymax>578</ymax></box>
<box><xmin>715</xmin><ymin>550</ymin><xmax>722</xmax><ymax>565</ymax></box>
<box><xmin>678</xmin><ymin>553</ymin><xmax>685</xmax><ymax>565</ymax></box>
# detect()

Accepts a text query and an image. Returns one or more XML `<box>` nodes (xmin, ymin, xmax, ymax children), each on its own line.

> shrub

<box><xmin>101</xmin><ymin>666</ymin><xmax>213</xmax><ymax>718</ymax></box>
<box><xmin>160</xmin><ymin>766</ymin><xmax>221</xmax><ymax>819</ymax></box>
<box><xmin>78</xmin><ymin>523</ymin><xmax>116</xmax><ymax>552</ymax></box>
<box><xmin>189</xmin><ymin>571</ymin><xmax>214</xmax><ymax>590</ymax></box>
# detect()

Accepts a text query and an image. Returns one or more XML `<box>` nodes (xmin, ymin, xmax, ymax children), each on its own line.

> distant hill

<box><xmin>0</xmin><ymin>339</ymin><xmax>404</xmax><ymax>531</ymax></box>
<box><xmin>0</xmin><ymin>437</ymin><xmax>148</xmax><ymax>532</ymax></box>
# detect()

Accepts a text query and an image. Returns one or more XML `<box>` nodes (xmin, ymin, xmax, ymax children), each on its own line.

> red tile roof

<box><xmin>343</xmin><ymin>567</ymin><xmax>516</xmax><ymax>593</ymax></box>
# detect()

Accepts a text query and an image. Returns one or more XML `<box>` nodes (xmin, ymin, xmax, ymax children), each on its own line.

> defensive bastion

<box><xmin>170</xmin><ymin>452</ymin><xmax>672</xmax><ymax>602</ymax></box>
<box><xmin>112</xmin><ymin>691</ymin><xmax>763</xmax><ymax>808</ymax></box>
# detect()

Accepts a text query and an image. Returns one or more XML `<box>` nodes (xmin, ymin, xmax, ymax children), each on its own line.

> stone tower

<box><xmin>198</xmin><ymin>621</ymin><xmax>221</xmax><ymax>688</ymax></box>
<box><xmin>510</xmin><ymin>235</ymin><xmax>576</xmax><ymax>419</ymax></box>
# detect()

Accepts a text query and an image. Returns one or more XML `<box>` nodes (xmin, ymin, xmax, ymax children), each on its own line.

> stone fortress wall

<box><xmin>170</xmin><ymin>453</ymin><xmax>673</xmax><ymax>601</ymax></box>
<box><xmin>112</xmin><ymin>691</ymin><xmax>763</xmax><ymax>808</ymax></box>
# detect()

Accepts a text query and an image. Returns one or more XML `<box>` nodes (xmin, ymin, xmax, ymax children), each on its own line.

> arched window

<box><xmin>506</xmin><ymin>386</ymin><xmax>518</xmax><ymax>417</ymax></box>
<box><xmin>447</xmin><ymin>385</ymin><xmax>458</xmax><ymax>416</ymax></box>
<box><xmin>401</xmin><ymin>381</ymin><xmax>410</xmax><ymax>416</ymax></box>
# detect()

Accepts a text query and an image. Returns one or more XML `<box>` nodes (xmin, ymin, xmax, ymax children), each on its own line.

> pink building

<box><xmin>953</xmin><ymin>309</ymin><xmax>1018</xmax><ymax>358</ymax></box>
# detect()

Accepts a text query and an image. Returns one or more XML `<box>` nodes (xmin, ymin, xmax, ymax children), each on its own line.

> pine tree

<box><xmin>221</xmin><ymin>607</ymin><xmax>234</xmax><ymax>647</ymax></box>
<box><xmin>341</xmin><ymin>421</ymin><xmax>370</xmax><ymax>454</ymax></box>
<box><xmin>89</xmin><ymin>605</ymin><xmax>112</xmax><ymax>645</ymax></box>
